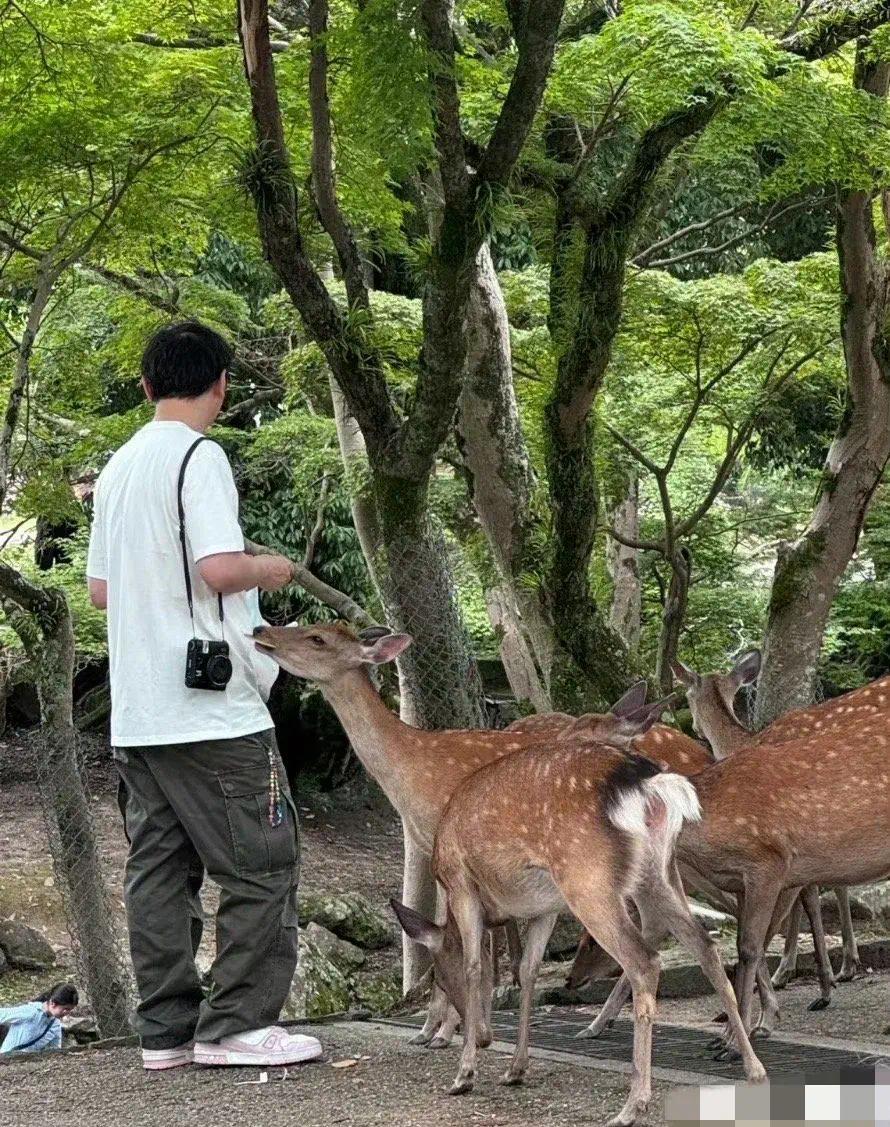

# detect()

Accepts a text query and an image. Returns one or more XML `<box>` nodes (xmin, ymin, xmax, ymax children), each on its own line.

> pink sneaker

<box><xmin>193</xmin><ymin>1026</ymin><xmax>323</xmax><ymax>1067</ymax></box>
<box><xmin>142</xmin><ymin>1042</ymin><xmax>194</xmax><ymax>1070</ymax></box>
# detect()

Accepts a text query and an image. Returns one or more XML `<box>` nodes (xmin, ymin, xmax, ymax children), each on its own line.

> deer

<box><xmin>671</xmin><ymin>708</ymin><xmax>890</xmax><ymax>1046</ymax></box>
<box><xmin>250</xmin><ymin>622</ymin><xmax>691</xmax><ymax>1047</ymax></box>
<box><xmin>672</xmin><ymin>650</ymin><xmax>888</xmax><ymax>1008</ymax></box>
<box><xmin>396</xmin><ymin>703</ymin><xmax>766</xmax><ymax>1126</ymax></box>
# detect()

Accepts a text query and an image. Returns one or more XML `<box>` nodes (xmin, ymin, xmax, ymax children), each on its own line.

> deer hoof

<box><xmin>428</xmin><ymin>1036</ymin><xmax>451</xmax><ymax>1050</ymax></box>
<box><xmin>575</xmin><ymin>1021</ymin><xmax>610</xmax><ymax>1040</ymax></box>
<box><xmin>807</xmin><ymin>997</ymin><xmax>830</xmax><ymax>1012</ymax></box>
<box><xmin>715</xmin><ymin>1045</ymin><xmax>742</xmax><ymax>1063</ymax></box>
<box><xmin>499</xmin><ymin>1070</ymin><xmax>525</xmax><ymax>1087</ymax></box>
<box><xmin>449</xmin><ymin>1075</ymin><xmax>475</xmax><ymax>1096</ymax></box>
<box><xmin>837</xmin><ymin>961</ymin><xmax>861</xmax><ymax>982</ymax></box>
<box><xmin>409</xmin><ymin>1032</ymin><xmax>433</xmax><ymax>1047</ymax></box>
<box><xmin>751</xmin><ymin>1025</ymin><xmax>772</xmax><ymax>1041</ymax></box>
<box><xmin>711</xmin><ymin>1011</ymin><xmax>728</xmax><ymax>1023</ymax></box>
<box><xmin>706</xmin><ymin>1035</ymin><xmax>727</xmax><ymax>1052</ymax></box>
<box><xmin>771</xmin><ymin>969</ymin><xmax>792</xmax><ymax>990</ymax></box>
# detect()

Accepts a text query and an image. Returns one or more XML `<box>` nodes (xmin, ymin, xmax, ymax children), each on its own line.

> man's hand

<box><xmin>254</xmin><ymin>554</ymin><xmax>294</xmax><ymax>592</ymax></box>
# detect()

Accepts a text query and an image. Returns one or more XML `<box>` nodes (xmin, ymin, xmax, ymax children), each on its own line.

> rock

<box><xmin>297</xmin><ymin>891</ymin><xmax>392</xmax><ymax>950</ymax></box>
<box><xmin>303</xmin><ymin>921</ymin><xmax>366</xmax><ymax>973</ymax></box>
<box><xmin>545</xmin><ymin>914</ymin><xmax>584</xmax><ymax>960</ymax></box>
<box><xmin>62</xmin><ymin>1016</ymin><xmax>98</xmax><ymax>1045</ymax></box>
<box><xmin>352</xmin><ymin>969</ymin><xmax>401</xmax><ymax>1015</ymax></box>
<box><xmin>282</xmin><ymin>935</ymin><xmax>352</xmax><ymax>1020</ymax></box>
<box><xmin>0</xmin><ymin>945</ymin><xmax>7</xmax><ymax>974</ymax></box>
<box><xmin>0</xmin><ymin>919</ymin><xmax>56</xmax><ymax>970</ymax></box>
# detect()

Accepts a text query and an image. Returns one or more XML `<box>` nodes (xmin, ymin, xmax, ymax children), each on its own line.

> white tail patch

<box><xmin>607</xmin><ymin>772</ymin><xmax>701</xmax><ymax>842</ymax></box>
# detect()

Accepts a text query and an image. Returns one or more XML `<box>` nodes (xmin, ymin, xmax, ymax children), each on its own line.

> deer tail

<box><xmin>604</xmin><ymin>755</ymin><xmax>701</xmax><ymax>844</ymax></box>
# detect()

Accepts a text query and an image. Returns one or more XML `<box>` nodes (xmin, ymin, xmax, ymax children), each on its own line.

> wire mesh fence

<box><xmin>373</xmin><ymin>518</ymin><xmax>487</xmax><ymax>731</ymax></box>
<box><xmin>33</xmin><ymin>725</ymin><xmax>134</xmax><ymax>1038</ymax></box>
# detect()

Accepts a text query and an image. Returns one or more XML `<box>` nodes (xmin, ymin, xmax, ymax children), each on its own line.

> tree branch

<box><xmin>308</xmin><ymin>0</ymin><xmax>369</xmax><ymax>308</ymax></box>
<box><xmin>244</xmin><ymin>538</ymin><xmax>373</xmax><ymax>626</ymax></box>
<box><xmin>782</xmin><ymin>1</ymin><xmax>890</xmax><ymax>61</ymax></box>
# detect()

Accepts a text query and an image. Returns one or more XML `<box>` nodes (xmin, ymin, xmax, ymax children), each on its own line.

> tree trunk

<box><xmin>755</xmin><ymin>56</ymin><xmax>890</xmax><ymax>728</ymax></box>
<box><xmin>656</xmin><ymin>548</ymin><xmax>691</xmax><ymax>695</ymax></box>
<box><xmin>0</xmin><ymin>266</ymin><xmax>55</xmax><ymax>509</ymax></box>
<box><xmin>457</xmin><ymin>246</ymin><xmax>553</xmax><ymax>711</ymax></box>
<box><xmin>606</xmin><ymin>472</ymin><xmax>642</xmax><ymax>652</ymax></box>
<box><xmin>0</xmin><ymin>567</ymin><xmax>131</xmax><ymax>1035</ymax></box>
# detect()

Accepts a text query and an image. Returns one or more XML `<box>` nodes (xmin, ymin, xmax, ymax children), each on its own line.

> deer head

<box><xmin>670</xmin><ymin>650</ymin><xmax>761</xmax><ymax>757</ymax></box>
<box><xmin>558</xmin><ymin>681</ymin><xmax>678</xmax><ymax>766</ymax></box>
<box><xmin>390</xmin><ymin>900</ymin><xmax>493</xmax><ymax>1045</ymax></box>
<box><xmin>252</xmin><ymin>621</ymin><xmax>412</xmax><ymax>683</ymax></box>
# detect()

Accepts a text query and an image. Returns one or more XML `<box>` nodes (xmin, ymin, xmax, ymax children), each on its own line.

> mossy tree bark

<box><xmin>0</xmin><ymin>561</ymin><xmax>131</xmax><ymax>1036</ymax></box>
<box><xmin>755</xmin><ymin>53</ymin><xmax>890</xmax><ymax>727</ymax></box>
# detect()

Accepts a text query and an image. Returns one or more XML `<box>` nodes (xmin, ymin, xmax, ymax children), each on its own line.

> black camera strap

<box><xmin>177</xmin><ymin>436</ymin><xmax>224</xmax><ymax>636</ymax></box>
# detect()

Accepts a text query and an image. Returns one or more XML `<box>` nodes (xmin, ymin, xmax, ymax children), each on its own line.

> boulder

<box><xmin>303</xmin><ymin>921</ymin><xmax>366</xmax><ymax>973</ymax></box>
<box><xmin>0</xmin><ymin>919</ymin><xmax>56</xmax><ymax>970</ymax></box>
<box><xmin>282</xmin><ymin>934</ymin><xmax>352</xmax><ymax>1020</ymax></box>
<box><xmin>297</xmin><ymin>891</ymin><xmax>392</xmax><ymax>950</ymax></box>
<box><xmin>545</xmin><ymin>914</ymin><xmax>584</xmax><ymax>960</ymax></box>
<box><xmin>62</xmin><ymin>1016</ymin><xmax>98</xmax><ymax>1045</ymax></box>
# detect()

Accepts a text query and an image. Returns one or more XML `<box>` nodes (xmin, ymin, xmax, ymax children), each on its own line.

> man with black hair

<box><xmin>87</xmin><ymin>321</ymin><xmax>320</xmax><ymax>1071</ymax></box>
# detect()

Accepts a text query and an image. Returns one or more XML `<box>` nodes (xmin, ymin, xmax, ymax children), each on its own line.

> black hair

<box><xmin>35</xmin><ymin>983</ymin><xmax>78</xmax><ymax>1007</ymax></box>
<box><xmin>141</xmin><ymin>321</ymin><xmax>233</xmax><ymax>400</ymax></box>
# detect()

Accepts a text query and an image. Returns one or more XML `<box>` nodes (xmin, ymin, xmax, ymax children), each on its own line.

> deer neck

<box><xmin>703</xmin><ymin>702</ymin><xmax>754</xmax><ymax>760</ymax></box>
<box><xmin>321</xmin><ymin>668</ymin><xmax>416</xmax><ymax>792</ymax></box>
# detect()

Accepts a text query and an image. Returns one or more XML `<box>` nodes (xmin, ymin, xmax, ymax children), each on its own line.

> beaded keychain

<box><xmin>267</xmin><ymin>744</ymin><xmax>285</xmax><ymax>827</ymax></box>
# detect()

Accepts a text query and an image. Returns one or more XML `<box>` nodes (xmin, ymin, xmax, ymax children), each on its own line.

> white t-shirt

<box><xmin>86</xmin><ymin>420</ymin><xmax>279</xmax><ymax>747</ymax></box>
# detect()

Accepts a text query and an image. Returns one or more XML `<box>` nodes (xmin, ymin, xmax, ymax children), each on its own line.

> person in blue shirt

<box><xmin>0</xmin><ymin>983</ymin><xmax>78</xmax><ymax>1054</ymax></box>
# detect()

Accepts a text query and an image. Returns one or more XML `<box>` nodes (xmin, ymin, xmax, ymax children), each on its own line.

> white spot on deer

<box><xmin>879</xmin><ymin>694</ymin><xmax>887</xmax><ymax>705</ymax></box>
<box><xmin>814</xmin><ymin>719</ymin><xmax>823</xmax><ymax>728</ymax></box>
<box><xmin>734</xmin><ymin>816</ymin><xmax>747</xmax><ymax>826</ymax></box>
<box><xmin>543</xmin><ymin>763</ymin><xmax>551</xmax><ymax>778</ymax></box>
<box><xmin>508</xmin><ymin>742</ymin><xmax>521</xmax><ymax>750</ymax></box>
<box><xmin>826</xmin><ymin>750</ymin><xmax>837</xmax><ymax>759</ymax></box>
<box><xmin>447</xmin><ymin>757</ymin><xmax>456</xmax><ymax>766</ymax></box>
<box><xmin>584</xmin><ymin>778</ymin><xmax>592</xmax><ymax>790</ymax></box>
<box><xmin>520</xmin><ymin>824</ymin><xmax>528</xmax><ymax>835</ymax></box>
<box><xmin>569</xmin><ymin>776</ymin><xmax>577</xmax><ymax>791</ymax></box>
<box><xmin>650</xmin><ymin>731</ymin><xmax>662</xmax><ymax>744</ymax></box>
<box><xmin>555</xmin><ymin>777</ymin><xmax>563</xmax><ymax>789</ymax></box>
<box><xmin>471</xmin><ymin>757</ymin><xmax>481</xmax><ymax>766</ymax></box>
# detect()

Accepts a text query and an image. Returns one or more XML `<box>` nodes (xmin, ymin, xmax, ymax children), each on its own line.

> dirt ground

<box><xmin>0</xmin><ymin>1019</ymin><xmax>672</xmax><ymax>1127</ymax></box>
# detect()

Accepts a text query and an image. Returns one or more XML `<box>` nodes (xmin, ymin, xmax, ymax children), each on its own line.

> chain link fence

<box><xmin>374</xmin><ymin>519</ymin><xmax>488</xmax><ymax>731</ymax></box>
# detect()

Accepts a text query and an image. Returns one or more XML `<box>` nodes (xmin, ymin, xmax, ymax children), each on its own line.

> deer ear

<box><xmin>670</xmin><ymin>659</ymin><xmax>699</xmax><ymax>688</ymax></box>
<box><xmin>729</xmin><ymin>649</ymin><xmax>761</xmax><ymax>688</ymax></box>
<box><xmin>623</xmin><ymin>693</ymin><xmax>678</xmax><ymax>735</ymax></box>
<box><xmin>610</xmin><ymin>680</ymin><xmax>649</xmax><ymax>719</ymax></box>
<box><xmin>361</xmin><ymin>633</ymin><xmax>413</xmax><ymax>664</ymax></box>
<box><xmin>389</xmin><ymin>900</ymin><xmax>443</xmax><ymax>951</ymax></box>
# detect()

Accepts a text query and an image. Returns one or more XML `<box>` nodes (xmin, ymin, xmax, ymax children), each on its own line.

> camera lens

<box><xmin>206</xmin><ymin>653</ymin><xmax>233</xmax><ymax>687</ymax></box>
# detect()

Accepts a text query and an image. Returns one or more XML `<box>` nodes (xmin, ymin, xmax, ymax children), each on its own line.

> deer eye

<box><xmin>308</xmin><ymin>634</ymin><xmax>325</xmax><ymax>646</ymax></box>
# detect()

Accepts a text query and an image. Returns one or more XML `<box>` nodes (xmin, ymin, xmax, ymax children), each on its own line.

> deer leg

<box><xmin>771</xmin><ymin>893</ymin><xmax>803</xmax><ymax>990</ymax></box>
<box><xmin>834</xmin><ymin>886</ymin><xmax>861</xmax><ymax>981</ymax></box>
<box><xmin>576</xmin><ymin>897</ymin><xmax>669</xmax><ymax>1040</ymax></box>
<box><xmin>447</xmin><ymin>888</ymin><xmax>486</xmax><ymax>1096</ymax></box>
<box><xmin>735</xmin><ymin>873</ymin><xmax>788</xmax><ymax>1035</ymax></box>
<box><xmin>506</xmin><ymin>920</ymin><xmax>523</xmax><ymax>986</ymax></box>
<box><xmin>409</xmin><ymin>982</ymin><xmax>450</xmax><ymax>1046</ymax></box>
<box><xmin>429</xmin><ymin>1000</ymin><xmax>462</xmax><ymax>1049</ymax></box>
<box><xmin>491</xmin><ymin>929</ymin><xmax>500</xmax><ymax>985</ymax></box>
<box><xmin>654</xmin><ymin>864</ymin><xmax>765</xmax><ymax>1081</ymax></box>
<box><xmin>801</xmin><ymin>884</ymin><xmax>834</xmax><ymax>1011</ymax></box>
<box><xmin>564</xmin><ymin>889</ymin><xmax>660</xmax><ymax>1127</ymax></box>
<box><xmin>501</xmin><ymin>912</ymin><xmax>558</xmax><ymax>1086</ymax></box>
<box><xmin>401</xmin><ymin>829</ymin><xmax>438</xmax><ymax>991</ymax></box>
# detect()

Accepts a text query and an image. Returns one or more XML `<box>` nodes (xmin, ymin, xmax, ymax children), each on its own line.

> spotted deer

<box><xmin>251</xmin><ymin>623</ymin><xmax>685</xmax><ymax>1045</ymax></box>
<box><xmin>670</xmin><ymin>707</ymin><xmax>890</xmax><ymax>1046</ymax></box>
<box><xmin>405</xmin><ymin>707</ymin><xmax>765</xmax><ymax>1126</ymax></box>
<box><xmin>672</xmin><ymin>651</ymin><xmax>889</xmax><ymax>1005</ymax></box>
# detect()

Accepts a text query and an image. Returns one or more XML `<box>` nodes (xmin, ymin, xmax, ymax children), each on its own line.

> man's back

<box><xmin>87</xmin><ymin>420</ymin><xmax>277</xmax><ymax>747</ymax></box>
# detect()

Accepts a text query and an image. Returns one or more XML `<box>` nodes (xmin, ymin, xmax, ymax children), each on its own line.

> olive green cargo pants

<box><xmin>114</xmin><ymin>730</ymin><xmax>300</xmax><ymax>1050</ymax></box>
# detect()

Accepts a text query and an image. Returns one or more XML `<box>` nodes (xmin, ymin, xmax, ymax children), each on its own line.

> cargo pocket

<box><xmin>218</xmin><ymin>766</ymin><xmax>299</xmax><ymax>877</ymax></box>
